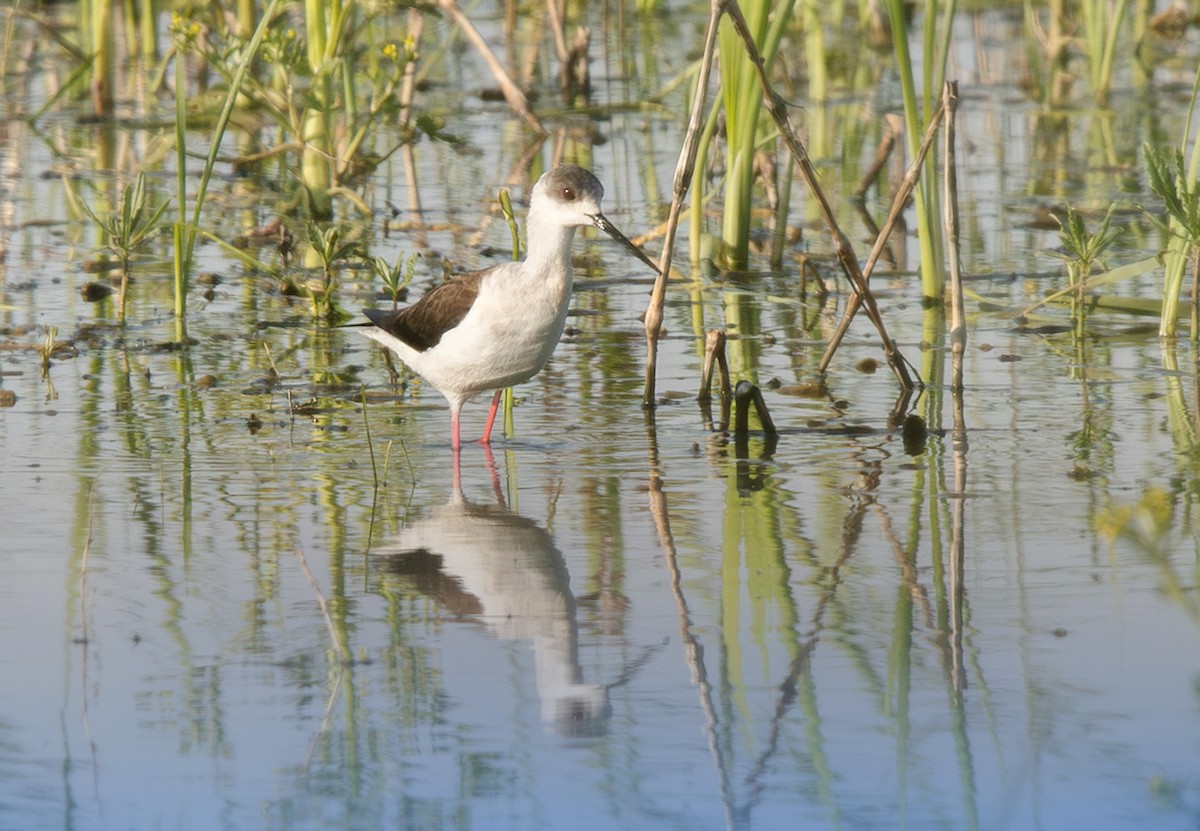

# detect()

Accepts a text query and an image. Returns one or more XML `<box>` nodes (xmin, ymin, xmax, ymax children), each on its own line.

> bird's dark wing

<box><xmin>364</xmin><ymin>270</ymin><xmax>487</xmax><ymax>352</ymax></box>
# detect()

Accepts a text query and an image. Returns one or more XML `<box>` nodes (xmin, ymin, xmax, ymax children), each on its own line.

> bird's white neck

<box><xmin>523</xmin><ymin>213</ymin><xmax>581</xmax><ymax>280</ymax></box>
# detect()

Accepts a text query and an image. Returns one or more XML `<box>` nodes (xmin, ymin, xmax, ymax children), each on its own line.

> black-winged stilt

<box><xmin>363</xmin><ymin>165</ymin><xmax>656</xmax><ymax>451</ymax></box>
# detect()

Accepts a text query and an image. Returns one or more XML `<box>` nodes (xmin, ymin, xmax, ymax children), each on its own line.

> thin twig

<box><xmin>544</xmin><ymin>0</ymin><xmax>569</xmax><ymax>66</ymax></box>
<box><xmin>943</xmin><ymin>84</ymin><xmax>970</xmax><ymax>692</ymax></box>
<box><xmin>818</xmin><ymin>100</ymin><xmax>946</xmax><ymax>374</ymax></box>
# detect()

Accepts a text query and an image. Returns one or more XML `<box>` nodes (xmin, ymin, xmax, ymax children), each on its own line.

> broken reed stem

<box><xmin>721</xmin><ymin>0</ymin><xmax>917</xmax><ymax>391</ymax></box>
<box><xmin>818</xmin><ymin>96</ymin><xmax>947</xmax><ymax>374</ymax></box>
<box><xmin>946</xmin><ymin>85</ymin><xmax>969</xmax><ymax>694</ymax></box>
<box><xmin>698</xmin><ymin>328</ymin><xmax>732</xmax><ymax>403</ymax></box>
<box><xmin>642</xmin><ymin>0</ymin><xmax>723</xmax><ymax>408</ymax></box>
<box><xmin>943</xmin><ymin>81</ymin><xmax>966</xmax><ymax>394</ymax></box>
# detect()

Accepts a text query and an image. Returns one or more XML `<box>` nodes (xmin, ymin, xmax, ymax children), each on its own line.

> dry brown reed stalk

<box><xmin>942</xmin><ymin>81</ymin><xmax>968</xmax><ymax>692</ymax></box>
<box><xmin>641</xmin><ymin>0</ymin><xmax>723</xmax><ymax>408</ymax></box>
<box><xmin>943</xmin><ymin>82</ymin><xmax>965</xmax><ymax>394</ymax></box>
<box><xmin>544</xmin><ymin>0</ymin><xmax>569</xmax><ymax>65</ymax></box>
<box><xmin>398</xmin><ymin>9</ymin><xmax>425</xmax><ymax>222</ymax></box>
<box><xmin>698</xmin><ymin>329</ymin><xmax>732</xmax><ymax>404</ymax></box>
<box><xmin>817</xmin><ymin>97</ymin><xmax>947</xmax><ymax>375</ymax></box>
<box><xmin>435</xmin><ymin>0</ymin><xmax>545</xmax><ymax>135</ymax></box>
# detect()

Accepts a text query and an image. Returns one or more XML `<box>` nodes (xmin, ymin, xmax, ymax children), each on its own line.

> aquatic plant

<box><xmin>369</xmin><ymin>254</ymin><xmax>417</xmax><ymax>310</ymax></box>
<box><xmin>38</xmin><ymin>326</ymin><xmax>58</xmax><ymax>377</ymax></box>
<box><xmin>305</xmin><ymin>224</ymin><xmax>359</xmax><ymax>324</ymax></box>
<box><xmin>174</xmin><ymin>1</ymin><xmax>420</xmax><ymax>222</ymax></box>
<box><xmin>1052</xmin><ymin>203</ymin><xmax>1123</xmax><ymax>336</ymax></box>
<box><xmin>885</xmin><ymin>0</ymin><xmax>955</xmax><ymax>300</ymax></box>
<box><xmin>647</xmin><ymin>0</ymin><xmax>923</xmax><ymax>403</ymax></box>
<box><xmin>172</xmin><ymin>1</ymin><xmax>281</xmax><ymax>338</ymax></box>
<box><xmin>1145</xmin><ymin>142</ymin><xmax>1200</xmax><ymax>340</ymax></box>
<box><xmin>80</xmin><ymin>172</ymin><xmax>170</xmax><ymax>325</ymax></box>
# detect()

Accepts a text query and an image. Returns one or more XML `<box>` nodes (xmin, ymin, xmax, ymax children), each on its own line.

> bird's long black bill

<box><xmin>593</xmin><ymin>213</ymin><xmax>662</xmax><ymax>276</ymax></box>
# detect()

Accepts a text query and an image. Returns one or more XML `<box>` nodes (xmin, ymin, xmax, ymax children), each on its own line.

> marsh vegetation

<box><xmin>2</xmin><ymin>1</ymin><xmax>1200</xmax><ymax>828</ymax></box>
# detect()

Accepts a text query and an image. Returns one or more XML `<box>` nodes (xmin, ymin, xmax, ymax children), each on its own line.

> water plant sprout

<box><xmin>80</xmin><ymin>172</ymin><xmax>170</xmax><ymax>325</ymax></box>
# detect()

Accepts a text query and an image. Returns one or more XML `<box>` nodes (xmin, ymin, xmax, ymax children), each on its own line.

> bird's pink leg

<box><xmin>450</xmin><ymin>404</ymin><xmax>462</xmax><ymax>452</ymax></box>
<box><xmin>480</xmin><ymin>390</ymin><xmax>503</xmax><ymax>445</ymax></box>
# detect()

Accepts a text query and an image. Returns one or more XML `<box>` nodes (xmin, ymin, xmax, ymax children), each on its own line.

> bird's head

<box><xmin>531</xmin><ymin>165</ymin><xmax>660</xmax><ymax>274</ymax></box>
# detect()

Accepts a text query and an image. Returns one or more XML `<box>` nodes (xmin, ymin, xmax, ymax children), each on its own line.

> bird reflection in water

<box><xmin>378</xmin><ymin>462</ymin><xmax>610</xmax><ymax>735</ymax></box>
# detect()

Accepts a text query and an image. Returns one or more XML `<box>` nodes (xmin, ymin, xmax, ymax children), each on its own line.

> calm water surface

<box><xmin>3</xmin><ymin>6</ymin><xmax>1200</xmax><ymax>831</ymax></box>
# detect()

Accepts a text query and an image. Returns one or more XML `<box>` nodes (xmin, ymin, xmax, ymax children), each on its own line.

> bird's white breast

<box><xmin>426</xmin><ymin>259</ymin><xmax>572</xmax><ymax>396</ymax></box>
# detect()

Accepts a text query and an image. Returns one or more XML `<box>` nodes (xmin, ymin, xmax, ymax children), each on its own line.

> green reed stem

<box><xmin>499</xmin><ymin>188</ymin><xmax>520</xmax><ymax>259</ymax></box>
<box><xmin>1152</xmin><ymin>62</ymin><xmax>1200</xmax><ymax>338</ymax></box>
<box><xmin>300</xmin><ymin>0</ymin><xmax>351</xmax><ymax>220</ymax></box>
<box><xmin>716</xmin><ymin>0</ymin><xmax>792</xmax><ymax>270</ymax></box>
<box><xmin>689</xmin><ymin>100</ymin><xmax>722</xmax><ymax>267</ymax></box>
<box><xmin>86</xmin><ymin>0</ymin><xmax>113</xmax><ymax>114</ymax></box>
<box><xmin>173</xmin><ymin>43</ymin><xmax>187</xmax><ymax>340</ymax></box>
<box><xmin>498</xmin><ymin>186</ymin><xmax>520</xmax><ymax>432</ymax></box>
<box><xmin>361</xmin><ymin>385</ymin><xmax>379</xmax><ymax>488</ymax></box>
<box><xmin>1082</xmin><ymin>0</ymin><xmax>1129</xmax><ymax>104</ymax></box>
<box><xmin>179</xmin><ymin>0</ymin><xmax>281</xmax><ymax>283</ymax></box>
<box><xmin>139</xmin><ymin>0</ymin><xmax>156</xmax><ymax>58</ymax></box>
<box><xmin>886</xmin><ymin>0</ymin><xmax>954</xmax><ymax>300</ymax></box>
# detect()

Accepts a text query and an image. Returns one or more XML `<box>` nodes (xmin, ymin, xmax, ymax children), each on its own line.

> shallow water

<box><xmin>3</xmin><ymin>5</ymin><xmax>1200</xmax><ymax>831</ymax></box>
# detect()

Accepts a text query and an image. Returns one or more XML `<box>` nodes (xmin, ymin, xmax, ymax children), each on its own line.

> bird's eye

<box><xmin>561</xmin><ymin>187</ymin><xmax>577</xmax><ymax>201</ymax></box>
